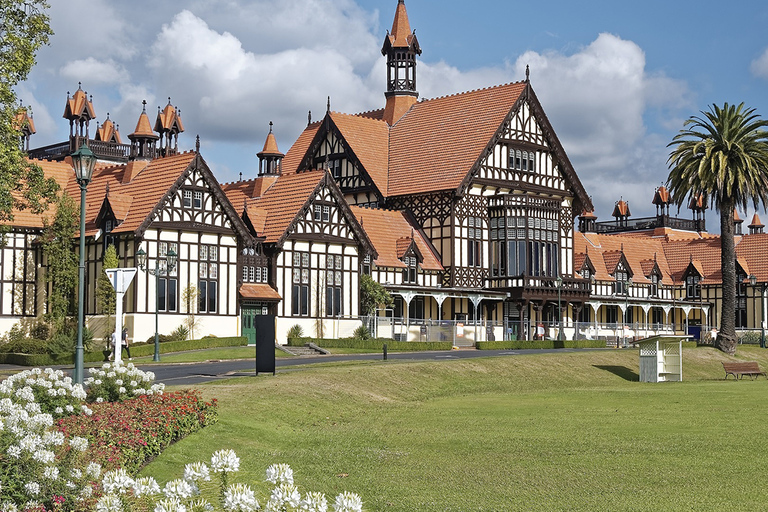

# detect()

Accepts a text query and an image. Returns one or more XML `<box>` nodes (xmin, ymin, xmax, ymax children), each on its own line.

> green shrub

<box><xmin>738</xmin><ymin>331</ymin><xmax>762</xmax><ymax>345</ymax></box>
<box><xmin>353</xmin><ymin>325</ymin><xmax>372</xmax><ymax>341</ymax></box>
<box><xmin>0</xmin><ymin>337</ymin><xmax>48</xmax><ymax>354</ymax></box>
<box><xmin>287</xmin><ymin>324</ymin><xmax>304</xmax><ymax>339</ymax></box>
<box><xmin>29</xmin><ymin>320</ymin><xmax>51</xmax><ymax>340</ymax></box>
<box><xmin>312</xmin><ymin>338</ymin><xmax>452</xmax><ymax>351</ymax></box>
<box><xmin>476</xmin><ymin>339</ymin><xmax>607</xmax><ymax>350</ymax></box>
<box><xmin>170</xmin><ymin>324</ymin><xmax>190</xmax><ymax>341</ymax></box>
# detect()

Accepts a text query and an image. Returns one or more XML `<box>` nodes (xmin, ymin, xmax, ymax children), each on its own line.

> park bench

<box><xmin>722</xmin><ymin>361</ymin><xmax>767</xmax><ymax>380</ymax></box>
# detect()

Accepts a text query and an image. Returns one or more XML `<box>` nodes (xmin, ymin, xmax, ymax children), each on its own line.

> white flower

<box><xmin>265</xmin><ymin>463</ymin><xmax>294</xmax><ymax>484</ymax></box>
<box><xmin>82</xmin><ymin>405</ymin><xmax>93</xmax><ymax>415</ymax></box>
<box><xmin>211</xmin><ymin>449</ymin><xmax>240</xmax><ymax>473</ymax></box>
<box><xmin>184</xmin><ymin>461</ymin><xmax>211</xmax><ymax>483</ymax></box>
<box><xmin>133</xmin><ymin>476</ymin><xmax>161</xmax><ymax>497</ymax></box>
<box><xmin>163</xmin><ymin>478</ymin><xmax>199</xmax><ymax>500</ymax></box>
<box><xmin>118</xmin><ymin>387</ymin><xmax>127</xmax><ymax>394</ymax></box>
<box><xmin>54</xmin><ymin>406</ymin><xmax>64</xmax><ymax>414</ymax></box>
<box><xmin>188</xmin><ymin>499</ymin><xmax>214</xmax><ymax>511</ymax></box>
<box><xmin>70</xmin><ymin>468</ymin><xmax>83</xmax><ymax>480</ymax></box>
<box><xmin>33</xmin><ymin>449</ymin><xmax>55</xmax><ymax>464</ymax></box>
<box><xmin>115</xmin><ymin>379</ymin><xmax>123</xmax><ymax>386</ymax></box>
<box><xmin>65</xmin><ymin>404</ymin><xmax>74</xmax><ymax>412</ymax></box>
<box><xmin>1</xmin><ymin>501</ymin><xmax>18</xmax><ymax>512</ymax></box>
<box><xmin>70</xmin><ymin>436</ymin><xmax>89</xmax><ymax>452</ymax></box>
<box><xmin>154</xmin><ymin>497</ymin><xmax>187</xmax><ymax>512</ymax></box>
<box><xmin>333</xmin><ymin>491</ymin><xmax>363</xmax><ymax>512</ymax></box>
<box><xmin>223</xmin><ymin>483</ymin><xmax>259</xmax><ymax>512</ymax></box>
<box><xmin>86</xmin><ymin>462</ymin><xmax>102</xmax><ymax>479</ymax></box>
<box><xmin>95</xmin><ymin>494</ymin><xmax>124</xmax><ymax>512</ymax></box>
<box><xmin>24</xmin><ymin>481</ymin><xmax>41</xmax><ymax>496</ymax></box>
<box><xmin>301</xmin><ymin>492</ymin><xmax>328</xmax><ymax>512</ymax></box>
<box><xmin>269</xmin><ymin>483</ymin><xmax>302</xmax><ymax>510</ymax></box>
<box><xmin>96</xmin><ymin>397</ymin><xmax>105</xmax><ymax>403</ymax></box>
<box><xmin>43</xmin><ymin>465</ymin><xmax>60</xmax><ymax>480</ymax></box>
<box><xmin>102</xmin><ymin>468</ymin><xmax>134</xmax><ymax>494</ymax></box>
<box><xmin>7</xmin><ymin>445</ymin><xmax>21</xmax><ymax>458</ymax></box>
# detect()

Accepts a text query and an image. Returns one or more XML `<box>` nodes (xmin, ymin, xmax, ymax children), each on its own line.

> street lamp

<box><xmin>136</xmin><ymin>246</ymin><xmax>178</xmax><ymax>361</ymax></box>
<box><xmin>556</xmin><ymin>276</ymin><xmax>564</xmax><ymax>341</ymax></box>
<box><xmin>71</xmin><ymin>143</ymin><xmax>96</xmax><ymax>385</ymax></box>
<box><xmin>748</xmin><ymin>275</ymin><xmax>766</xmax><ymax>348</ymax></box>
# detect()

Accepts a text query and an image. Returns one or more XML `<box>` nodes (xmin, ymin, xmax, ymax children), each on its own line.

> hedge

<box><xmin>289</xmin><ymin>337</ymin><xmax>453</xmax><ymax>351</ymax></box>
<box><xmin>0</xmin><ymin>336</ymin><xmax>247</xmax><ymax>366</ymax></box>
<box><xmin>476</xmin><ymin>339</ymin><xmax>608</xmax><ymax>350</ymax></box>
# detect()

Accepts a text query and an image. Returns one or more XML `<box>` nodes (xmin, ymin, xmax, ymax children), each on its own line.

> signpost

<box><xmin>105</xmin><ymin>268</ymin><xmax>137</xmax><ymax>365</ymax></box>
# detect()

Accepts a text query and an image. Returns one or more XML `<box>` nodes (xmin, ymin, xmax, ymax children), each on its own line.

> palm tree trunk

<box><xmin>718</xmin><ymin>199</ymin><xmax>737</xmax><ymax>354</ymax></box>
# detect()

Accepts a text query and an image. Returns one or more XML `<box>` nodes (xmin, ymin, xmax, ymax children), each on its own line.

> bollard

<box><xmin>383</xmin><ymin>343</ymin><xmax>388</xmax><ymax>360</ymax></box>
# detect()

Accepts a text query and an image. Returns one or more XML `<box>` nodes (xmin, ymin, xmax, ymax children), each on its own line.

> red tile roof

<box><xmin>387</xmin><ymin>82</ymin><xmax>527</xmax><ymax>196</ymax></box>
<box><xmin>3</xmin><ymin>159</ymin><xmax>74</xmax><ymax>229</ymax></box>
<box><xmin>350</xmin><ymin>205</ymin><xmax>442</xmax><ymax>271</ymax></box>
<box><xmin>239</xmin><ymin>283</ymin><xmax>281</xmax><ymax>301</ymax></box>
<box><xmin>330</xmin><ymin>112</ymin><xmax>390</xmax><ymax>194</ymax></box>
<box><xmin>575</xmin><ymin>232</ymin><xmax>673</xmax><ymax>284</ymax></box>
<box><xmin>387</xmin><ymin>0</ymin><xmax>415</xmax><ymax>48</ymax></box>
<box><xmin>63</xmin><ymin>87</ymin><xmax>95</xmax><ymax>120</ymax></box>
<box><xmin>282</xmin><ymin>122</ymin><xmax>320</xmax><ymax>174</ymax></box>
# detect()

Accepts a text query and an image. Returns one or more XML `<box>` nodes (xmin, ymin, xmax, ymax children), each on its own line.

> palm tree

<box><xmin>667</xmin><ymin>103</ymin><xmax>768</xmax><ymax>354</ymax></box>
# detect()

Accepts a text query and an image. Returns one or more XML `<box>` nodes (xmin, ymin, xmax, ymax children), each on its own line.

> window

<box><xmin>198</xmin><ymin>243</ymin><xmax>218</xmax><ymax>313</ymax></box>
<box><xmin>614</xmin><ymin>269</ymin><xmax>629</xmax><ymax>295</ymax></box>
<box><xmin>329</xmin><ymin>159</ymin><xmax>341</xmax><ymax>178</ymax></box>
<box><xmin>183</xmin><ymin>190</ymin><xmax>192</xmax><ymax>208</ymax></box>
<box><xmin>686</xmin><ymin>274</ymin><xmax>701</xmax><ymax>299</ymax></box>
<box><xmin>402</xmin><ymin>256</ymin><xmax>417</xmax><ymax>283</ymax></box>
<box><xmin>650</xmin><ymin>273</ymin><xmax>659</xmax><ymax>297</ymax></box>
<box><xmin>491</xmin><ymin>208</ymin><xmax>558</xmax><ymax>278</ymax></box>
<box><xmin>578</xmin><ymin>306</ymin><xmax>591</xmax><ymax>324</ymax></box>
<box><xmin>605</xmin><ymin>305</ymin><xmax>618</xmax><ymax>324</ymax></box>
<box><xmin>158</xmin><ymin>277</ymin><xmax>177</xmax><ymax>312</ymax></box>
<box><xmin>193</xmin><ymin>191</ymin><xmax>203</xmax><ymax>209</ymax></box>
<box><xmin>362</xmin><ymin>255</ymin><xmax>371</xmax><ymax>275</ymax></box>
<box><xmin>323</xmin><ymin>205</ymin><xmax>330</xmax><ymax>222</ymax></box>
<box><xmin>314</xmin><ymin>205</ymin><xmax>321</xmax><ymax>221</ymax></box>
<box><xmin>508</xmin><ymin>148</ymin><xmax>536</xmax><ymax>172</ymax></box>
<box><xmin>292</xmin><ymin>252</ymin><xmax>310</xmax><ymax>316</ymax></box>
<box><xmin>467</xmin><ymin>217</ymin><xmax>483</xmax><ymax>267</ymax></box>
<box><xmin>408</xmin><ymin>297</ymin><xmax>424</xmax><ymax>321</ymax></box>
<box><xmin>326</xmin><ymin>255</ymin><xmax>343</xmax><ymax>316</ymax></box>
<box><xmin>652</xmin><ymin>307</ymin><xmax>664</xmax><ymax>326</ymax></box>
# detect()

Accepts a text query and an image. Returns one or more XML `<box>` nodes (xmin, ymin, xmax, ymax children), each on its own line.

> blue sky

<box><xmin>19</xmin><ymin>0</ymin><xmax>768</xmax><ymax>224</ymax></box>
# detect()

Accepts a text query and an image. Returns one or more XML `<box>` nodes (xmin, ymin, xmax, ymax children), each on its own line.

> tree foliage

<box><xmin>359</xmin><ymin>274</ymin><xmax>393</xmax><ymax>316</ymax></box>
<box><xmin>40</xmin><ymin>191</ymin><xmax>78</xmax><ymax>322</ymax></box>
<box><xmin>667</xmin><ymin>102</ymin><xmax>768</xmax><ymax>354</ymax></box>
<box><xmin>0</xmin><ymin>0</ymin><xmax>58</xmax><ymax>229</ymax></box>
<box><xmin>96</xmin><ymin>244</ymin><xmax>118</xmax><ymax>329</ymax></box>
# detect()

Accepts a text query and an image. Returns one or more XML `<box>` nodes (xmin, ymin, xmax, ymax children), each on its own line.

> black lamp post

<box><xmin>749</xmin><ymin>275</ymin><xmax>766</xmax><ymax>348</ymax></box>
<box><xmin>71</xmin><ymin>143</ymin><xmax>96</xmax><ymax>385</ymax></box>
<box><xmin>556</xmin><ymin>276</ymin><xmax>564</xmax><ymax>341</ymax></box>
<box><xmin>136</xmin><ymin>246</ymin><xmax>178</xmax><ymax>361</ymax></box>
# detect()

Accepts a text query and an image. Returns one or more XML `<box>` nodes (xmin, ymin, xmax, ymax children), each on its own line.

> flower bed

<box><xmin>56</xmin><ymin>390</ymin><xmax>218</xmax><ymax>474</ymax></box>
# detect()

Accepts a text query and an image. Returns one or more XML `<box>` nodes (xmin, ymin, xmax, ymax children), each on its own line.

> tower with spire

<box><xmin>257</xmin><ymin>122</ymin><xmax>284</xmax><ymax>177</ymax></box>
<box><xmin>381</xmin><ymin>0</ymin><xmax>421</xmax><ymax>125</ymax></box>
<box><xmin>128</xmin><ymin>100</ymin><xmax>160</xmax><ymax>160</ymax></box>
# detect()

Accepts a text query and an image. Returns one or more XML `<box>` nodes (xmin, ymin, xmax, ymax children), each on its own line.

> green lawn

<box><xmin>142</xmin><ymin>346</ymin><xmax>768</xmax><ymax>511</ymax></box>
<box><xmin>130</xmin><ymin>346</ymin><xmax>292</xmax><ymax>363</ymax></box>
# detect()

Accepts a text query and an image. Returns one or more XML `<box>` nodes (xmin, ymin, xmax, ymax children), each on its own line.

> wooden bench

<box><xmin>722</xmin><ymin>361</ymin><xmax>767</xmax><ymax>380</ymax></box>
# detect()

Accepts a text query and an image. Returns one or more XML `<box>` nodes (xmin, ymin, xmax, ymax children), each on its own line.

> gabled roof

<box><xmin>388</xmin><ymin>82</ymin><xmax>527</xmax><ymax>196</ymax></box>
<box><xmin>575</xmin><ymin>232</ymin><xmax>673</xmax><ymax>285</ymax></box>
<box><xmin>96</xmin><ymin>116</ymin><xmax>121</xmax><ymax>144</ymax></box>
<box><xmin>14</xmin><ymin>108</ymin><xmax>35</xmax><ymax>135</ymax></box>
<box><xmin>155</xmin><ymin>100</ymin><xmax>184</xmax><ymax>134</ymax></box>
<box><xmin>239</xmin><ymin>283</ymin><xmax>281</xmax><ymax>301</ymax></box>
<box><xmin>328</xmin><ymin>112</ymin><xmax>390</xmax><ymax>195</ymax></box>
<box><xmin>282</xmin><ymin>122</ymin><xmax>320</xmax><ymax>174</ymax></box>
<box><xmin>350</xmin><ymin>205</ymin><xmax>442</xmax><ymax>271</ymax></box>
<box><xmin>129</xmin><ymin>110</ymin><xmax>158</xmax><ymax>141</ymax></box>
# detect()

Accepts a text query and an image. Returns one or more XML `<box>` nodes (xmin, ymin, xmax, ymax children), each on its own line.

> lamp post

<box><xmin>71</xmin><ymin>143</ymin><xmax>96</xmax><ymax>385</ymax></box>
<box><xmin>748</xmin><ymin>275</ymin><xmax>767</xmax><ymax>348</ymax></box>
<box><xmin>556</xmin><ymin>276</ymin><xmax>564</xmax><ymax>341</ymax></box>
<box><xmin>136</xmin><ymin>246</ymin><xmax>177</xmax><ymax>361</ymax></box>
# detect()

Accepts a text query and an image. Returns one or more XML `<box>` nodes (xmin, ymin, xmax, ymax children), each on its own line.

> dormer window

<box><xmin>649</xmin><ymin>273</ymin><xmax>660</xmax><ymax>297</ymax></box>
<box><xmin>403</xmin><ymin>256</ymin><xmax>417</xmax><ymax>283</ymax></box>
<box><xmin>685</xmin><ymin>274</ymin><xmax>701</xmax><ymax>298</ymax></box>
<box><xmin>614</xmin><ymin>269</ymin><xmax>630</xmax><ymax>295</ymax></box>
<box><xmin>581</xmin><ymin>268</ymin><xmax>591</xmax><ymax>281</ymax></box>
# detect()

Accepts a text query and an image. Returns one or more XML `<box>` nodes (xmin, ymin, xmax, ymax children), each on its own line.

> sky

<box><xmin>18</xmin><ymin>0</ymin><xmax>768</xmax><ymax>224</ymax></box>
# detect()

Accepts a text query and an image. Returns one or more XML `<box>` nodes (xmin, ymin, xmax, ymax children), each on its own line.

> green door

<box><xmin>242</xmin><ymin>306</ymin><xmax>257</xmax><ymax>345</ymax></box>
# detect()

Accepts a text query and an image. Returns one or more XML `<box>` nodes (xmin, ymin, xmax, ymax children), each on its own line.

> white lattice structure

<box><xmin>635</xmin><ymin>335</ymin><xmax>687</xmax><ymax>382</ymax></box>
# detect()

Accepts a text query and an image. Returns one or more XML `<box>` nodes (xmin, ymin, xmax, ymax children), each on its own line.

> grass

<box><xmin>130</xmin><ymin>347</ymin><xmax>291</xmax><ymax>364</ymax></box>
<box><xmin>142</xmin><ymin>345</ymin><xmax>768</xmax><ymax>511</ymax></box>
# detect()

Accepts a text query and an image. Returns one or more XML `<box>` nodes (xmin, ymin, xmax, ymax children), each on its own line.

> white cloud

<box><xmin>751</xmin><ymin>48</ymin><xmax>768</xmax><ymax>80</ymax></box>
<box><xmin>509</xmin><ymin>33</ymin><xmax>690</xmax><ymax>217</ymax></box>
<box><xmin>59</xmin><ymin>58</ymin><xmax>129</xmax><ymax>85</ymax></box>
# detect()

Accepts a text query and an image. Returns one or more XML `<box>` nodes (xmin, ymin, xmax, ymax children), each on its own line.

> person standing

<box><xmin>121</xmin><ymin>327</ymin><xmax>131</xmax><ymax>360</ymax></box>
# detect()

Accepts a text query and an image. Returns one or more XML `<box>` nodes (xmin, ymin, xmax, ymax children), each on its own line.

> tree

<box><xmin>181</xmin><ymin>285</ymin><xmax>200</xmax><ymax>340</ymax></box>
<box><xmin>96</xmin><ymin>244</ymin><xmax>118</xmax><ymax>335</ymax></box>
<box><xmin>40</xmin><ymin>191</ymin><xmax>78</xmax><ymax>323</ymax></box>
<box><xmin>0</xmin><ymin>1</ymin><xmax>58</xmax><ymax>234</ymax></box>
<box><xmin>667</xmin><ymin>102</ymin><xmax>768</xmax><ymax>355</ymax></box>
<box><xmin>359</xmin><ymin>274</ymin><xmax>393</xmax><ymax>316</ymax></box>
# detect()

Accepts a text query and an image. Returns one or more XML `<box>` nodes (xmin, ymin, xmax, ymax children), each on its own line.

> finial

<box><xmin>106</xmin><ymin>112</ymin><xmax>110</xmax><ymax>120</ymax></box>
<box><xmin>142</xmin><ymin>100</ymin><xmax>147</xmax><ymax>113</ymax></box>
<box><xmin>239</xmin><ymin>172</ymin><xmax>243</xmax><ymax>182</ymax></box>
<box><xmin>78</xmin><ymin>82</ymin><xmax>82</xmax><ymax>90</ymax></box>
<box><xmin>195</xmin><ymin>135</ymin><xmax>200</xmax><ymax>153</ymax></box>
<box><xmin>525</xmin><ymin>65</ymin><xmax>530</xmax><ymax>82</ymax></box>
<box><xmin>621</xmin><ymin>243</ymin><xmax>624</xmax><ymax>252</ymax></box>
<box><xmin>168</xmin><ymin>97</ymin><xmax>172</xmax><ymax>105</ymax></box>
<box><xmin>308</xmin><ymin>110</ymin><xmax>312</xmax><ymax>125</ymax></box>
<box><xmin>269</xmin><ymin>121</ymin><xmax>273</xmax><ymax>133</ymax></box>
<box><xmin>66</xmin><ymin>91</ymin><xmax>70</xmax><ymax>99</ymax></box>
<box><xmin>327</xmin><ymin>96</ymin><xmax>330</xmax><ymax>113</ymax></box>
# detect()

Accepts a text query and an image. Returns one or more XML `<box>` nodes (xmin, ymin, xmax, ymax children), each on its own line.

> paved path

<box><xmin>0</xmin><ymin>347</ymin><xmax>607</xmax><ymax>386</ymax></box>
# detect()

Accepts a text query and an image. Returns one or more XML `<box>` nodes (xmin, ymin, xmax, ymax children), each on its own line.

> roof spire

<box><xmin>327</xmin><ymin>96</ymin><xmax>331</xmax><ymax>113</ymax></box>
<box><xmin>195</xmin><ymin>135</ymin><xmax>200</xmax><ymax>153</ymax></box>
<box><xmin>525</xmin><ymin>64</ymin><xmax>530</xmax><ymax>82</ymax></box>
<box><xmin>381</xmin><ymin>0</ymin><xmax>421</xmax><ymax>125</ymax></box>
<box><xmin>308</xmin><ymin>110</ymin><xmax>312</xmax><ymax>125</ymax></box>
